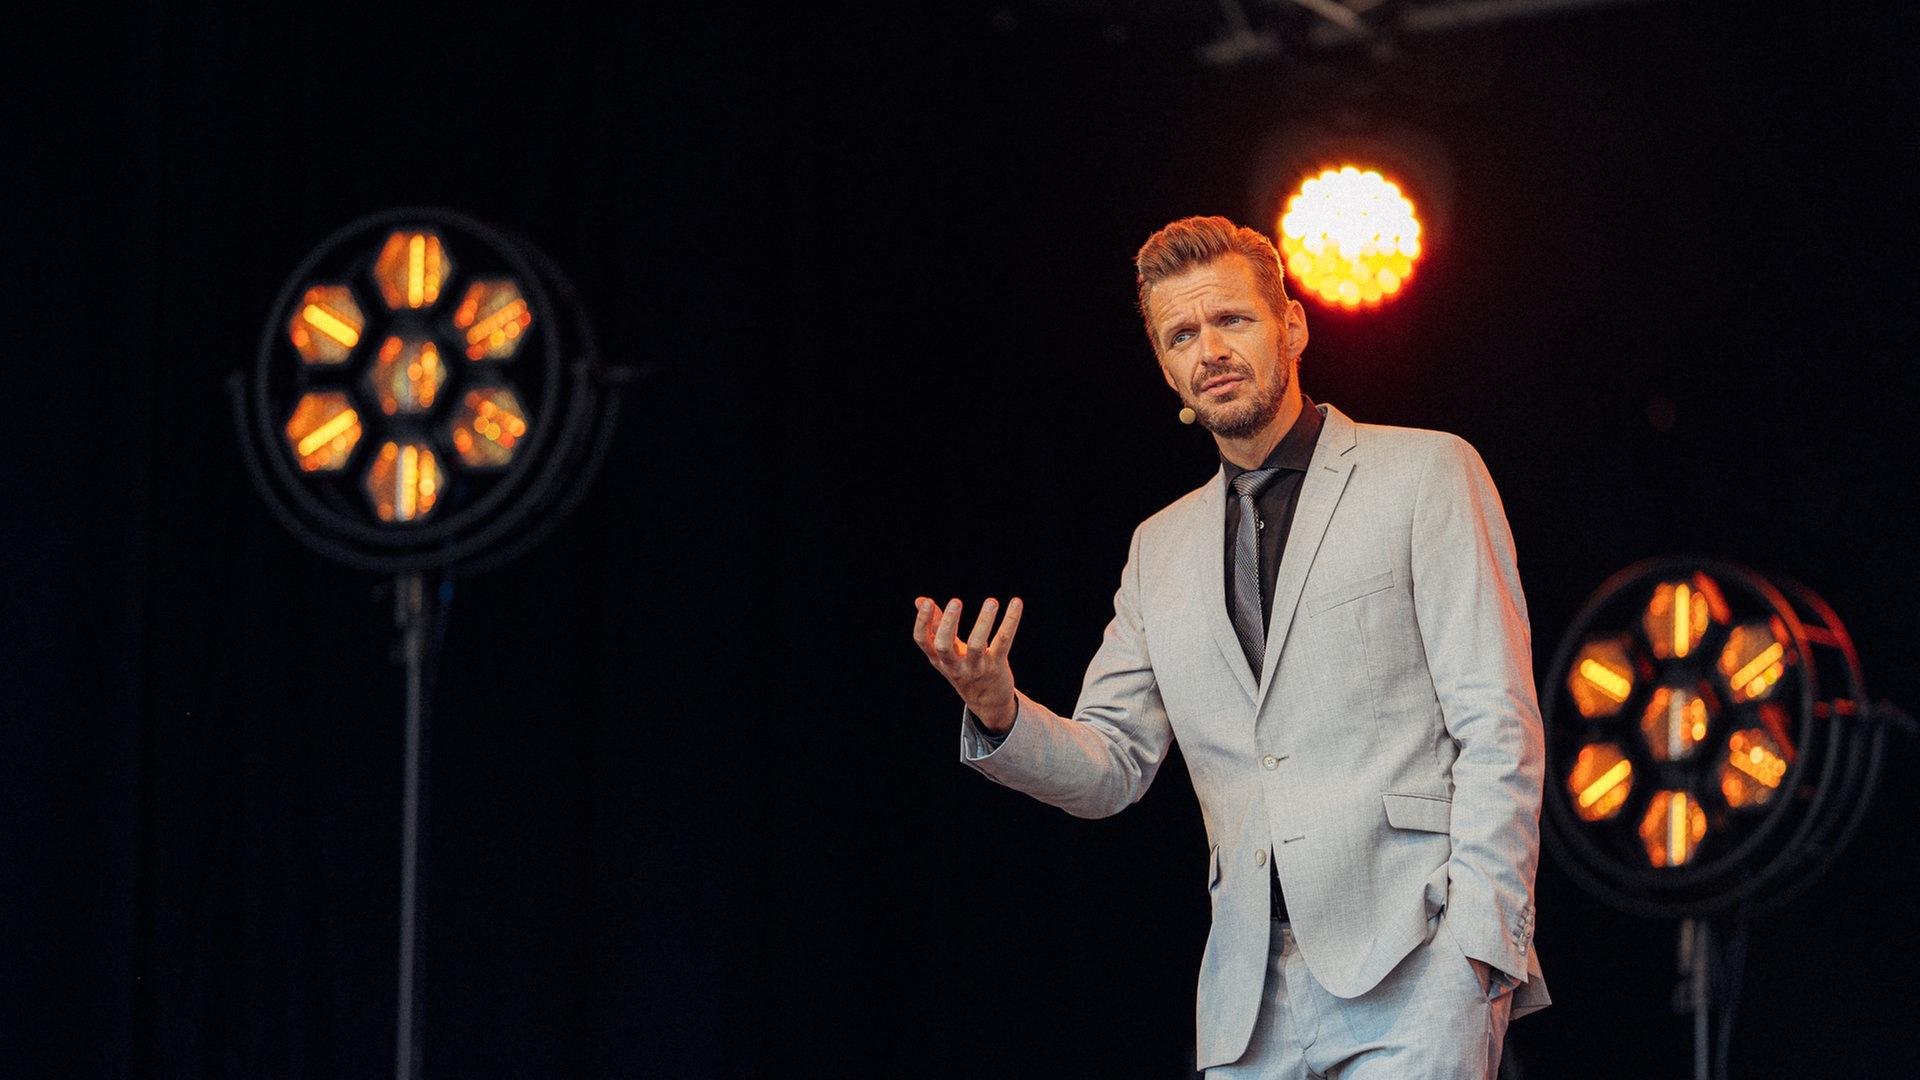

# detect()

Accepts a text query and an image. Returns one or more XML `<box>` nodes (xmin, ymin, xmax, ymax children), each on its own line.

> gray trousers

<box><xmin>1207</xmin><ymin>917</ymin><xmax>1512</xmax><ymax>1080</ymax></box>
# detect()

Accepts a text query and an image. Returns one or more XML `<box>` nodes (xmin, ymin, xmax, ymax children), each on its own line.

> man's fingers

<box><xmin>911</xmin><ymin>598</ymin><xmax>939</xmax><ymax>656</ymax></box>
<box><xmin>931</xmin><ymin>598</ymin><xmax>963</xmax><ymax>653</ymax></box>
<box><xmin>965</xmin><ymin>598</ymin><xmax>1000</xmax><ymax>655</ymax></box>
<box><xmin>990</xmin><ymin>597</ymin><xmax>1023</xmax><ymax>656</ymax></box>
<box><xmin>914</xmin><ymin>595</ymin><xmax>1022</xmax><ymax>675</ymax></box>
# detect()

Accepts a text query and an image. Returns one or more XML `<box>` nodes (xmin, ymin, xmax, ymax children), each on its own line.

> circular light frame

<box><xmin>234</xmin><ymin>206</ymin><xmax>621</xmax><ymax>574</ymax></box>
<box><xmin>1540</xmin><ymin>556</ymin><xmax>1883</xmax><ymax>918</ymax></box>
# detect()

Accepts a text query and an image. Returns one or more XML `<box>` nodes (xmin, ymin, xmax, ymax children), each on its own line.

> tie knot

<box><xmin>1232</xmin><ymin>468</ymin><xmax>1279</xmax><ymax>499</ymax></box>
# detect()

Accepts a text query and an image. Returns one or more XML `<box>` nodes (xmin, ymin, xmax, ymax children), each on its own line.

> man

<box><xmin>911</xmin><ymin>215</ymin><xmax>1548</xmax><ymax>1078</ymax></box>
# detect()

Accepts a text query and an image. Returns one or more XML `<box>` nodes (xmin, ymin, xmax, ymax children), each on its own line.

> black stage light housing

<box><xmin>234</xmin><ymin>205</ymin><xmax>624</xmax><ymax>576</ymax></box>
<box><xmin>1541</xmin><ymin>555</ymin><xmax>1886</xmax><ymax>920</ymax></box>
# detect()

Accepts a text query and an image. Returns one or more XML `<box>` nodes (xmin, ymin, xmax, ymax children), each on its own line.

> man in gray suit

<box><xmin>912</xmin><ymin>215</ymin><xmax>1548</xmax><ymax>1078</ymax></box>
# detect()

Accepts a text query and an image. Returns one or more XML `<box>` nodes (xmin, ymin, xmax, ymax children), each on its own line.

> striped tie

<box><xmin>1231</xmin><ymin>468</ymin><xmax>1279</xmax><ymax>676</ymax></box>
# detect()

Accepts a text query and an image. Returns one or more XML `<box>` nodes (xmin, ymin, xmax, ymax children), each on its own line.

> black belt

<box><xmin>1271</xmin><ymin>872</ymin><xmax>1289</xmax><ymax>921</ymax></box>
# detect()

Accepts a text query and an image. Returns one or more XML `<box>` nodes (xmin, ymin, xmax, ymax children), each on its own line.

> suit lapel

<box><xmin>1254</xmin><ymin>405</ymin><xmax>1356</xmax><ymax>711</ymax></box>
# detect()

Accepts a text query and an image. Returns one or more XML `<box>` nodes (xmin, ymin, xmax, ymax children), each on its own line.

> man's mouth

<box><xmin>1198</xmin><ymin>372</ymin><xmax>1245</xmax><ymax>398</ymax></box>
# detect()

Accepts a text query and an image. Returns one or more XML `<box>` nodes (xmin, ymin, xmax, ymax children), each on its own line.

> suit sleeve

<box><xmin>958</xmin><ymin>525</ymin><xmax>1176</xmax><ymax>820</ymax></box>
<box><xmin>1411</xmin><ymin>437</ymin><xmax>1545</xmax><ymax>985</ymax></box>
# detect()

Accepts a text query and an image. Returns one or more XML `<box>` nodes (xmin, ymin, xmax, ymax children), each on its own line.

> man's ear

<box><xmin>1284</xmin><ymin>299</ymin><xmax>1310</xmax><ymax>358</ymax></box>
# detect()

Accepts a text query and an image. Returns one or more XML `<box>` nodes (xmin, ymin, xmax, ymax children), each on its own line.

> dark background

<box><xmin>9</xmin><ymin>1</ymin><xmax>1917</xmax><ymax>1076</ymax></box>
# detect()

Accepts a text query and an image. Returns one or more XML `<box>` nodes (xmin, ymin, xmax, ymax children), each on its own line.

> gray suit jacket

<box><xmin>962</xmin><ymin>403</ymin><xmax>1548</xmax><ymax>1068</ymax></box>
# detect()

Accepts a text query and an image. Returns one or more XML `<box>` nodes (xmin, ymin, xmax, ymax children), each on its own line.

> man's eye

<box><xmin>1171</xmin><ymin>330</ymin><xmax>1194</xmax><ymax>345</ymax></box>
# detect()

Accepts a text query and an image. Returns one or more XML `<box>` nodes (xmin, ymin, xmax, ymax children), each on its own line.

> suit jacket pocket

<box><xmin>1382</xmin><ymin>792</ymin><xmax>1452</xmax><ymax>833</ymax></box>
<box><xmin>1305</xmin><ymin>569</ymin><xmax>1397</xmax><ymax>617</ymax></box>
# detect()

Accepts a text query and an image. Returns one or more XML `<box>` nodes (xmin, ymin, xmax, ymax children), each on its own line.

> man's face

<box><xmin>1147</xmin><ymin>254</ymin><xmax>1306</xmax><ymax>441</ymax></box>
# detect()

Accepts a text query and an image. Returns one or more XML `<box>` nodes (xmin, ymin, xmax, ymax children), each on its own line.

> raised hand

<box><xmin>911</xmin><ymin>595</ymin><xmax>1024</xmax><ymax>734</ymax></box>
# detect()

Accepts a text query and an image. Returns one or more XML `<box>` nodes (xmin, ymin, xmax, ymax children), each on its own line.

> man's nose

<box><xmin>1198</xmin><ymin>324</ymin><xmax>1230</xmax><ymax>359</ymax></box>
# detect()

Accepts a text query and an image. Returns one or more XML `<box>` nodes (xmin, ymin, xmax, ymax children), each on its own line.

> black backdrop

<box><xmin>10</xmin><ymin>1</ymin><xmax>1918</xmax><ymax>1077</ymax></box>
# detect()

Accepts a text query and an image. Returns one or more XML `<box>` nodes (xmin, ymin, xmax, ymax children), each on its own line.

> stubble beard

<box><xmin>1188</xmin><ymin>361</ymin><xmax>1288</xmax><ymax>440</ymax></box>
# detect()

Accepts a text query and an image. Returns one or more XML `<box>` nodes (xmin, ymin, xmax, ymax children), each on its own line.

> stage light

<box><xmin>374</xmin><ymin>228</ymin><xmax>451</xmax><ymax>311</ymax></box>
<box><xmin>231</xmin><ymin>206</ymin><xmax>633</xmax><ymax>1080</ymax></box>
<box><xmin>365</xmin><ymin>439</ymin><xmax>443</xmax><ymax>523</ymax></box>
<box><xmin>366</xmin><ymin>336</ymin><xmax>449</xmax><ymax>418</ymax></box>
<box><xmin>1719</xmin><ymin>720</ymin><xmax>1790</xmax><ymax>809</ymax></box>
<box><xmin>289</xmin><ymin>285</ymin><xmax>366</xmax><ymax>365</ymax></box>
<box><xmin>447</xmin><ymin>385</ymin><xmax>528</xmax><ymax>469</ymax></box>
<box><xmin>1278</xmin><ymin>165</ymin><xmax>1422</xmax><ymax>309</ymax></box>
<box><xmin>233</xmin><ymin>205</ymin><xmax>627</xmax><ymax>575</ymax></box>
<box><xmin>283</xmin><ymin>390</ymin><xmax>362</xmax><ymax>473</ymax></box>
<box><xmin>1246</xmin><ymin>121</ymin><xmax>1453</xmax><ymax>313</ymax></box>
<box><xmin>1566</xmin><ymin>635</ymin><xmax>1634</xmax><ymax>718</ymax></box>
<box><xmin>1639</xmin><ymin>686</ymin><xmax>1710</xmax><ymax>762</ymax></box>
<box><xmin>1644</xmin><ymin>574</ymin><xmax>1721</xmax><ymax>658</ymax></box>
<box><xmin>1567</xmin><ymin>741</ymin><xmax>1633</xmax><ymax>822</ymax></box>
<box><xmin>1542</xmin><ymin>556</ymin><xmax>1887</xmax><ymax>915</ymax></box>
<box><xmin>452</xmin><ymin>279</ymin><xmax>533</xmax><ymax>361</ymax></box>
<box><xmin>1540</xmin><ymin>555</ymin><xmax>1910</xmax><ymax>1078</ymax></box>
<box><xmin>1720</xmin><ymin>621</ymin><xmax>1789</xmax><ymax>704</ymax></box>
<box><xmin>1639</xmin><ymin>789</ymin><xmax>1709</xmax><ymax>868</ymax></box>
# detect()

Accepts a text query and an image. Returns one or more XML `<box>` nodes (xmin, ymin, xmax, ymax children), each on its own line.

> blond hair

<box><xmin>1134</xmin><ymin>215</ymin><xmax>1290</xmax><ymax>351</ymax></box>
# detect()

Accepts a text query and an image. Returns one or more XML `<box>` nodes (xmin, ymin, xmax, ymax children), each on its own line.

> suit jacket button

<box><xmin>1261</xmin><ymin>754</ymin><xmax>1280</xmax><ymax>770</ymax></box>
<box><xmin>1254</xmin><ymin>849</ymin><xmax>1268</xmax><ymax>867</ymax></box>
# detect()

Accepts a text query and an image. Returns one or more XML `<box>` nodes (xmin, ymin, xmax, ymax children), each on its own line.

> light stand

<box><xmin>231</xmin><ymin>207</ymin><xmax>630</xmax><ymax>1079</ymax></box>
<box><xmin>395</xmin><ymin>570</ymin><xmax>429</xmax><ymax>1080</ymax></box>
<box><xmin>1540</xmin><ymin>555</ymin><xmax>1911</xmax><ymax>1080</ymax></box>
